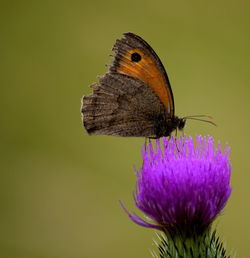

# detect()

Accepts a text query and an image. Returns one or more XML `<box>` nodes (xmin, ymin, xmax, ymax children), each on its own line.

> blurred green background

<box><xmin>1</xmin><ymin>0</ymin><xmax>249</xmax><ymax>257</ymax></box>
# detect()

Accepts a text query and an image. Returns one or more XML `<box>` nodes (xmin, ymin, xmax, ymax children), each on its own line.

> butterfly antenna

<box><xmin>182</xmin><ymin>114</ymin><xmax>217</xmax><ymax>126</ymax></box>
<box><xmin>184</xmin><ymin>117</ymin><xmax>217</xmax><ymax>126</ymax></box>
<box><xmin>183</xmin><ymin>114</ymin><xmax>213</xmax><ymax>119</ymax></box>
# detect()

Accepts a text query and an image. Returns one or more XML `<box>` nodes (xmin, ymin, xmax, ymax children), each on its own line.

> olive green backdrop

<box><xmin>1</xmin><ymin>1</ymin><xmax>249</xmax><ymax>257</ymax></box>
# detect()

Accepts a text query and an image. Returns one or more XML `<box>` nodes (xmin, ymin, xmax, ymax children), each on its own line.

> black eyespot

<box><xmin>131</xmin><ymin>52</ymin><xmax>141</xmax><ymax>62</ymax></box>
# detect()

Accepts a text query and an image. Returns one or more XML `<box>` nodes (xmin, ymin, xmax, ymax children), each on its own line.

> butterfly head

<box><xmin>177</xmin><ymin>118</ymin><xmax>186</xmax><ymax>131</ymax></box>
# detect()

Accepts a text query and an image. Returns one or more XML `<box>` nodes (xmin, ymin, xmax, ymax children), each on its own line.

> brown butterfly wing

<box><xmin>110</xmin><ymin>32</ymin><xmax>175</xmax><ymax>116</ymax></box>
<box><xmin>82</xmin><ymin>73</ymin><xmax>168</xmax><ymax>137</ymax></box>
<box><xmin>81</xmin><ymin>33</ymin><xmax>176</xmax><ymax>137</ymax></box>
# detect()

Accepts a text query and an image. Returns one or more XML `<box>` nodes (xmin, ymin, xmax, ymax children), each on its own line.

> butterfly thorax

<box><xmin>154</xmin><ymin>114</ymin><xmax>186</xmax><ymax>138</ymax></box>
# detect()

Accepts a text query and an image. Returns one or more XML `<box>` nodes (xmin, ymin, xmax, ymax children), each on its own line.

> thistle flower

<box><xmin>121</xmin><ymin>136</ymin><xmax>232</xmax><ymax>257</ymax></box>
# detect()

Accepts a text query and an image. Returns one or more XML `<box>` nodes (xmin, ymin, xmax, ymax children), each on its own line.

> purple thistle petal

<box><xmin>122</xmin><ymin>136</ymin><xmax>232</xmax><ymax>235</ymax></box>
<box><xmin>119</xmin><ymin>201</ymin><xmax>162</xmax><ymax>230</ymax></box>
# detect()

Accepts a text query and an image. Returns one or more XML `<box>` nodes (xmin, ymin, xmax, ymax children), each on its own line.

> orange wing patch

<box><xmin>116</xmin><ymin>48</ymin><xmax>173</xmax><ymax>114</ymax></box>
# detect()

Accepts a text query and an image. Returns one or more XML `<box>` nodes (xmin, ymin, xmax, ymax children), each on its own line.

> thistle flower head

<box><xmin>122</xmin><ymin>136</ymin><xmax>232</xmax><ymax>236</ymax></box>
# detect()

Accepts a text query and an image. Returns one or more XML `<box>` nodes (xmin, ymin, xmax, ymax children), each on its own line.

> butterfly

<box><xmin>81</xmin><ymin>33</ymin><xmax>213</xmax><ymax>138</ymax></box>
